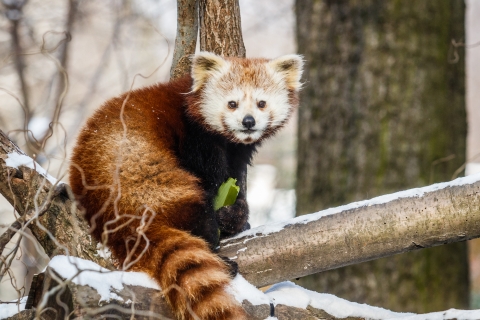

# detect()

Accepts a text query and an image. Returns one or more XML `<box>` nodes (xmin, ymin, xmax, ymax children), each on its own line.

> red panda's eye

<box><xmin>258</xmin><ymin>100</ymin><xmax>266</xmax><ymax>109</ymax></box>
<box><xmin>228</xmin><ymin>101</ymin><xmax>237</xmax><ymax>109</ymax></box>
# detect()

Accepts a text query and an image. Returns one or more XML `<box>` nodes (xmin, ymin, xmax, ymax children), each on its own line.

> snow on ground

<box><xmin>228</xmin><ymin>173</ymin><xmax>480</xmax><ymax>242</ymax></box>
<box><xmin>4</xmin><ymin>152</ymin><xmax>58</xmax><ymax>184</ymax></box>
<box><xmin>0</xmin><ymin>297</ymin><xmax>27</xmax><ymax>320</ymax></box>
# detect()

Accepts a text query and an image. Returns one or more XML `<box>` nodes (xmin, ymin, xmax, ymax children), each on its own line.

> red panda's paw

<box><xmin>240</xmin><ymin>222</ymin><xmax>251</xmax><ymax>232</ymax></box>
<box><xmin>219</xmin><ymin>256</ymin><xmax>239</xmax><ymax>278</ymax></box>
<box><xmin>217</xmin><ymin>199</ymin><xmax>249</xmax><ymax>238</ymax></box>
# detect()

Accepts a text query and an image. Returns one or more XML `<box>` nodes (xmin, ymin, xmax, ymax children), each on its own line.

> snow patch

<box><xmin>0</xmin><ymin>297</ymin><xmax>27</xmax><ymax>320</ymax></box>
<box><xmin>96</xmin><ymin>243</ymin><xmax>112</xmax><ymax>259</ymax></box>
<box><xmin>265</xmin><ymin>282</ymin><xmax>411</xmax><ymax>319</ymax></box>
<box><xmin>388</xmin><ymin>309</ymin><xmax>480</xmax><ymax>320</ymax></box>
<box><xmin>5</xmin><ymin>152</ymin><xmax>57</xmax><ymax>184</ymax></box>
<box><xmin>227</xmin><ymin>173</ymin><xmax>480</xmax><ymax>242</ymax></box>
<box><xmin>37</xmin><ymin>258</ymin><xmax>480</xmax><ymax>320</ymax></box>
<box><xmin>48</xmin><ymin>256</ymin><xmax>159</xmax><ymax>303</ymax></box>
<box><xmin>227</xmin><ymin>274</ymin><xmax>271</xmax><ymax>306</ymax></box>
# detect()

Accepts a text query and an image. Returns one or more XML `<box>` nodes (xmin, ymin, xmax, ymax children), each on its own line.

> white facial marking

<box><xmin>194</xmin><ymin>54</ymin><xmax>302</xmax><ymax>144</ymax></box>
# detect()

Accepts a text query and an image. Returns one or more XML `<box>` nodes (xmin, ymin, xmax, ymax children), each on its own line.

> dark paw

<box><xmin>220</xmin><ymin>256</ymin><xmax>239</xmax><ymax>278</ymax></box>
<box><xmin>216</xmin><ymin>199</ymin><xmax>249</xmax><ymax>236</ymax></box>
<box><xmin>240</xmin><ymin>222</ymin><xmax>250</xmax><ymax>232</ymax></box>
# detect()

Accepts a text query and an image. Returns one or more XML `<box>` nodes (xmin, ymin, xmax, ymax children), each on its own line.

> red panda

<box><xmin>69</xmin><ymin>52</ymin><xmax>303</xmax><ymax>320</ymax></box>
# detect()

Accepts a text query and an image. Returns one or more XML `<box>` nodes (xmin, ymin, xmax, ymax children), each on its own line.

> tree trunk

<box><xmin>199</xmin><ymin>0</ymin><xmax>246</xmax><ymax>57</ymax></box>
<box><xmin>295</xmin><ymin>0</ymin><xmax>467</xmax><ymax>313</ymax></box>
<box><xmin>170</xmin><ymin>0</ymin><xmax>198</xmax><ymax>80</ymax></box>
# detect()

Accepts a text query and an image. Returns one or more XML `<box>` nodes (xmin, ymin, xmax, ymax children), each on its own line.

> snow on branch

<box><xmin>219</xmin><ymin>173</ymin><xmax>480</xmax><ymax>287</ymax></box>
<box><xmin>8</xmin><ymin>255</ymin><xmax>480</xmax><ymax>320</ymax></box>
<box><xmin>0</xmin><ymin>129</ymin><xmax>112</xmax><ymax>269</ymax></box>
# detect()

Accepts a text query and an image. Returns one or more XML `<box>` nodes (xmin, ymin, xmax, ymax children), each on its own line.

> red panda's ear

<box><xmin>191</xmin><ymin>52</ymin><xmax>228</xmax><ymax>91</ymax></box>
<box><xmin>268</xmin><ymin>55</ymin><xmax>304</xmax><ymax>90</ymax></box>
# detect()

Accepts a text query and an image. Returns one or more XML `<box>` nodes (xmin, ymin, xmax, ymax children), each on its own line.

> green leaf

<box><xmin>214</xmin><ymin>178</ymin><xmax>240</xmax><ymax>211</ymax></box>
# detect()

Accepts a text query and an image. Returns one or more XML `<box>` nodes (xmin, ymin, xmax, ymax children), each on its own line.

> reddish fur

<box><xmin>70</xmin><ymin>77</ymin><xmax>247</xmax><ymax>320</ymax></box>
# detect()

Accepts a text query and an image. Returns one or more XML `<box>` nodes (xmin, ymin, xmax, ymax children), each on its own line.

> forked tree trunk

<box><xmin>295</xmin><ymin>0</ymin><xmax>467</xmax><ymax>312</ymax></box>
<box><xmin>170</xmin><ymin>0</ymin><xmax>246</xmax><ymax>78</ymax></box>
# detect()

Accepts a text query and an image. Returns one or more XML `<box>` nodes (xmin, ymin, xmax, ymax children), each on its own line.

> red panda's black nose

<box><xmin>242</xmin><ymin>115</ymin><xmax>256</xmax><ymax>129</ymax></box>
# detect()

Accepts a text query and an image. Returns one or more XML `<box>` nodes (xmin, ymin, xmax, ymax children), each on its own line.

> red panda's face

<box><xmin>189</xmin><ymin>52</ymin><xmax>303</xmax><ymax>144</ymax></box>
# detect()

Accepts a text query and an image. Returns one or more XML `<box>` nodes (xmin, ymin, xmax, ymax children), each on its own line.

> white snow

<box><xmin>4</xmin><ymin>257</ymin><xmax>479</xmax><ymax>320</ymax></box>
<box><xmin>48</xmin><ymin>256</ymin><xmax>159</xmax><ymax>302</ymax></box>
<box><xmin>229</xmin><ymin>279</ymin><xmax>480</xmax><ymax>320</ymax></box>
<box><xmin>95</xmin><ymin>243</ymin><xmax>112</xmax><ymax>259</ymax></box>
<box><xmin>226</xmin><ymin>173</ymin><xmax>480</xmax><ymax>242</ymax></box>
<box><xmin>387</xmin><ymin>309</ymin><xmax>480</xmax><ymax>320</ymax></box>
<box><xmin>265</xmin><ymin>281</ymin><xmax>411</xmax><ymax>319</ymax></box>
<box><xmin>228</xmin><ymin>274</ymin><xmax>271</xmax><ymax>306</ymax></box>
<box><xmin>4</xmin><ymin>152</ymin><xmax>57</xmax><ymax>184</ymax></box>
<box><xmin>0</xmin><ymin>297</ymin><xmax>27</xmax><ymax>320</ymax></box>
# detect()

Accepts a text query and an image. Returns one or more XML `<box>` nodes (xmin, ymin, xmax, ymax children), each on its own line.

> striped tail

<box><xmin>132</xmin><ymin>226</ymin><xmax>247</xmax><ymax>320</ymax></box>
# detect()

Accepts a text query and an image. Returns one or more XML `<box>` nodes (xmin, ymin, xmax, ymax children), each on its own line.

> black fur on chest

<box><xmin>178</xmin><ymin>116</ymin><xmax>257</xmax><ymax>198</ymax></box>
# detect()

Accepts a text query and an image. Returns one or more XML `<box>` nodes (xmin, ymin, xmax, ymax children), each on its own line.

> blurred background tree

<box><xmin>295</xmin><ymin>0</ymin><xmax>468</xmax><ymax>313</ymax></box>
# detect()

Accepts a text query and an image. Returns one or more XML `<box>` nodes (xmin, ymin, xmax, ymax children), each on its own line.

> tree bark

<box><xmin>21</xmin><ymin>263</ymin><xmax>480</xmax><ymax>320</ymax></box>
<box><xmin>220</xmin><ymin>175</ymin><xmax>480</xmax><ymax>288</ymax></box>
<box><xmin>199</xmin><ymin>0</ymin><xmax>246</xmax><ymax>57</ymax></box>
<box><xmin>295</xmin><ymin>0</ymin><xmax>467</xmax><ymax>312</ymax></box>
<box><xmin>170</xmin><ymin>0</ymin><xmax>198</xmax><ymax>80</ymax></box>
<box><xmin>0</xmin><ymin>130</ymin><xmax>113</xmax><ymax>269</ymax></box>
